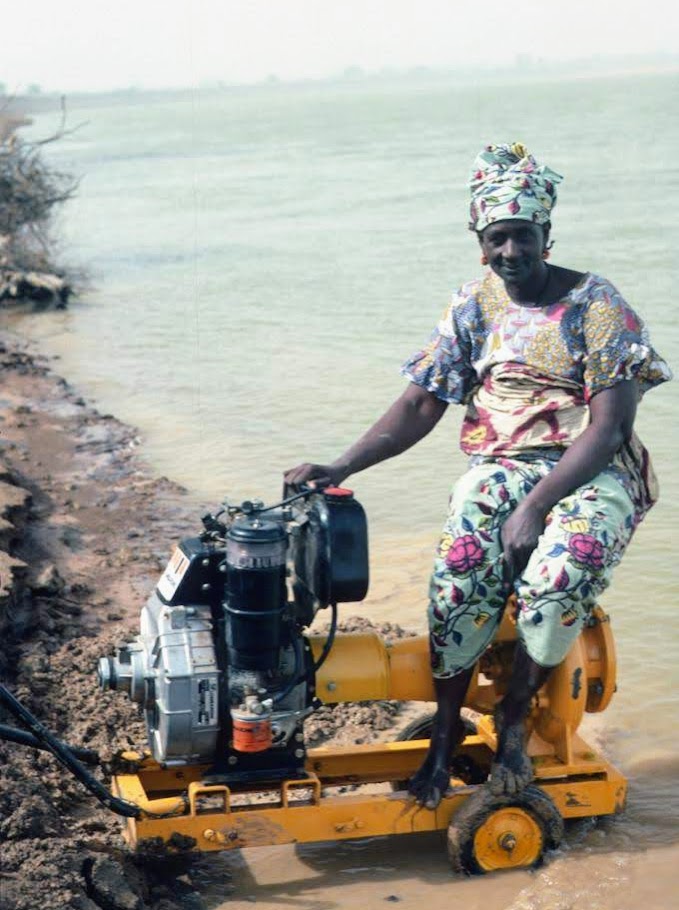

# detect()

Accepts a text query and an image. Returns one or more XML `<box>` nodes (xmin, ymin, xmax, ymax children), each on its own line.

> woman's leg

<box><xmin>489</xmin><ymin>642</ymin><xmax>552</xmax><ymax>795</ymax></box>
<box><xmin>490</xmin><ymin>473</ymin><xmax>637</xmax><ymax>795</ymax></box>
<box><xmin>408</xmin><ymin>668</ymin><xmax>474</xmax><ymax>808</ymax></box>
<box><xmin>411</xmin><ymin>461</ymin><xmax>532</xmax><ymax>808</ymax></box>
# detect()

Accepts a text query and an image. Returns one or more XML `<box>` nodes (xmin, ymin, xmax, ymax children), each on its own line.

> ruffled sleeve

<box><xmin>582</xmin><ymin>279</ymin><xmax>672</xmax><ymax>400</ymax></box>
<box><xmin>400</xmin><ymin>289</ymin><xmax>479</xmax><ymax>404</ymax></box>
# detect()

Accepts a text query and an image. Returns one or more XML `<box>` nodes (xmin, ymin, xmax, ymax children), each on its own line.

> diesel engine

<box><xmin>98</xmin><ymin>486</ymin><xmax>368</xmax><ymax>782</ymax></box>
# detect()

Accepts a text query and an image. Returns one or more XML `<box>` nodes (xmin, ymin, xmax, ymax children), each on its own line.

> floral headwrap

<box><xmin>469</xmin><ymin>142</ymin><xmax>563</xmax><ymax>233</ymax></box>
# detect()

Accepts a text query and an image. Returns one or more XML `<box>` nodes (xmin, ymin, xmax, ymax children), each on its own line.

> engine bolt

<box><xmin>228</xmin><ymin>755</ymin><xmax>238</xmax><ymax>766</ymax></box>
<box><xmin>295</xmin><ymin>732</ymin><xmax>304</xmax><ymax>742</ymax></box>
<box><xmin>294</xmin><ymin>748</ymin><xmax>305</xmax><ymax>759</ymax></box>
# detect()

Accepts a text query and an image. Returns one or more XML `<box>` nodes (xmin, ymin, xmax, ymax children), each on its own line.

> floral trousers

<box><xmin>428</xmin><ymin>457</ymin><xmax>637</xmax><ymax>677</ymax></box>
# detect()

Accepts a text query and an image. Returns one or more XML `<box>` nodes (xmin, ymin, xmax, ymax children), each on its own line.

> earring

<box><xmin>542</xmin><ymin>250</ymin><xmax>550</xmax><ymax>260</ymax></box>
<box><xmin>480</xmin><ymin>254</ymin><xmax>488</xmax><ymax>265</ymax></box>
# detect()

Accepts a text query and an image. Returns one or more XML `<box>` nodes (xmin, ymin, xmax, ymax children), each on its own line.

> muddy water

<box><xmin>201</xmin><ymin>841</ymin><xmax>679</xmax><ymax>910</ymax></box>
<box><xmin>6</xmin><ymin>72</ymin><xmax>679</xmax><ymax>905</ymax></box>
<box><xmin>185</xmin><ymin>711</ymin><xmax>679</xmax><ymax>910</ymax></box>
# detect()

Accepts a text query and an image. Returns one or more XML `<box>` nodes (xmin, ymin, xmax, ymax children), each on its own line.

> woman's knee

<box><xmin>515</xmin><ymin>597</ymin><xmax>586</xmax><ymax>668</ymax></box>
<box><xmin>429</xmin><ymin>617</ymin><xmax>499</xmax><ymax>677</ymax></box>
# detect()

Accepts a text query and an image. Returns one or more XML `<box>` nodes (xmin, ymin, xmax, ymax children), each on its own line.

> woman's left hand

<box><xmin>498</xmin><ymin>381</ymin><xmax>639</xmax><ymax>584</ymax></box>
<box><xmin>500</xmin><ymin>500</ymin><xmax>547</xmax><ymax>582</ymax></box>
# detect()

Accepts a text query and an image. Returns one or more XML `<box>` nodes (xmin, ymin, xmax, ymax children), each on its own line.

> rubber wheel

<box><xmin>391</xmin><ymin>710</ymin><xmax>480</xmax><ymax>791</ymax></box>
<box><xmin>447</xmin><ymin>785</ymin><xmax>563</xmax><ymax>875</ymax></box>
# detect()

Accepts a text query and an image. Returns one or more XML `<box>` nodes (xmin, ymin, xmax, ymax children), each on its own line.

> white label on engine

<box><xmin>157</xmin><ymin>547</ymin><xmax>190</xmax><ymax>601</ymax></box>
<box><xmin>196</xmin><ymin>678</ymin><xmax>218</xmax><ymax>725</ymax></box>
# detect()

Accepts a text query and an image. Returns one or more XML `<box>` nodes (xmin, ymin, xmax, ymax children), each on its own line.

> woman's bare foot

<box><xmin>408</xmin><ymin>717</ymin><xmax>464</xmax><ymax>809</ymax></box>
<box><xmin>489</xmin><ymin>704</ymin><xmax>533</xmax><ymax>796</ymax></box>
<box><xmin>409</xmin><ymin>762</ymin><xmax>452</xmax><ymax>809</ymax></box>
<box><xmin>409</xmin><ymin>669</ymin><xmax>475</xmax><ymax>810</ymax></box>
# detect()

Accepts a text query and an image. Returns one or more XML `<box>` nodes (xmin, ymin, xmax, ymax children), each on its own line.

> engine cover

<box><xmin>101</xmin><ymin>594</ymin><xmax>221</xmax><ymax>764</ymax></box>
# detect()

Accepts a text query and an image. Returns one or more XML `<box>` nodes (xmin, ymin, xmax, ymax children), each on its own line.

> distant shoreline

<box><xmin>7</xmin><ymin>55</ymin><xmax>679</xmax><ymax>115</ymax></box>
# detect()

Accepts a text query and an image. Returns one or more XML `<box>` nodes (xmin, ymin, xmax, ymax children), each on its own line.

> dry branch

<box><xmin>0</xmin><ymin>96</ymin><xmax>80</xmax><ymax>303</ymax></box>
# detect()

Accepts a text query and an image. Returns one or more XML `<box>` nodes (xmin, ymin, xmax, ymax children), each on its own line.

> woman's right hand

<box><xmin>283</xmin><ymin>462</ymin><xmax>348</xmax><ymax>490</ymax></box>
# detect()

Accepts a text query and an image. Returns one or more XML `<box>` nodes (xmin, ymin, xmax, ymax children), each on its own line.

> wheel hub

<box><xmin>473</xmin><ymin>807</ymin><xmax>543</xmax><ymax>871</ymax></box>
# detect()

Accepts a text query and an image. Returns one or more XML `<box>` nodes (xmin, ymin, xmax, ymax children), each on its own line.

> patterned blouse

<box><xmin>402</xmin><ymin>271</ymin><xmax>671</xmax><ymax>516</ymax></box>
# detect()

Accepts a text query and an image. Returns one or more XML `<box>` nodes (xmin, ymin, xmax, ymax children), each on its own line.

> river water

<box><xmin>6</xmin><ymin>70</ymin><xmax>678</xmax><ymax>906</ymax></box>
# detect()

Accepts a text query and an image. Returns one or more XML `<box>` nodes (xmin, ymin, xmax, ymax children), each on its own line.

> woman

<box><xmin>284</xmin><ymin>143</ymin><xmax>670</xmax><ymax>810</ymax></box>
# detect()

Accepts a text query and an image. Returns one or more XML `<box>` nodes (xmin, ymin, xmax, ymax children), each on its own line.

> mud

<box><xmin>0</xmin><ymin>331</ymin><xmax>414</xmax><ymax>909</ymax></box>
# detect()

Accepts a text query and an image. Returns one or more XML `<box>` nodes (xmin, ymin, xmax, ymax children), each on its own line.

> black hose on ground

<box><xmin>0</xmin><ymin>722</ymin><xmax>100</xmax><ymax>765</ymax></box>
<box><xmin>0</xmin><ymin>682</ymin><xmax>142</xmax><ymax>818</ymax></box>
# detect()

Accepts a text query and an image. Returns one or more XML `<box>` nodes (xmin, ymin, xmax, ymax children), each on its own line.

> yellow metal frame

<box><xmin>112</xmin><ymin>727</ymin><xmax>626</xmax><ymax>852</ymax></box>
<box><xmin>110</xmin><ymin>607</ymin><xmax>624</xmax><ymax>855</ymax></box>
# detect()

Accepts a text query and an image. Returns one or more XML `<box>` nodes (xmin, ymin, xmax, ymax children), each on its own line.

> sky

<box><xmin>4</xmin><ymin>0</ymin><xmax>679</xmax><ymax>93</ymax></box>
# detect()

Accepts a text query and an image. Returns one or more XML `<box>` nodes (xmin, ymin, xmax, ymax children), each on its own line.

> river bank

<box><xmin>0</xmin><ymin>329</ymin><xmax>201</xmax><ymax>909</ymax></box>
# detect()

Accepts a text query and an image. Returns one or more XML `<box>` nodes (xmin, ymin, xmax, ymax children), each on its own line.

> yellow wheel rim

<box><xmin>473</xmin><ymin>807</ymin><xmax>543</xmax><ymax>871</ymax></box>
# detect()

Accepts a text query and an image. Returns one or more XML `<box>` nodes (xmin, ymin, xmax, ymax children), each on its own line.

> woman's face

<box><xmin>479</xmin><ymin>220</ymin><xmax>548</xmax><ymax>286</ymax></box>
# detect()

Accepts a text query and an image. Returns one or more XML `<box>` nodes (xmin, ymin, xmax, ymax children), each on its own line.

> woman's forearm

<box><xmin>522</xmin><ymin>380</ymin><xmax>638</xmax><ymax>517</ymax></box>
<box><xmin>284</xmin><ymin>384</ymin><xmax>448</xmax><ymax>489</ymax></box>
<box><xmin>499</xmin><ymin>381</ymin><xmax>638</xmax><ymax>577</ymax></box>
<box><xmin>330</xmin><ymin>384</ymin><xmax>448</xmax><ymax>480</ymax></box>
<box><xmin>522</xmin><ymin>424</ymin><xmax>625</xmax><ymax>516</ymax></box>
